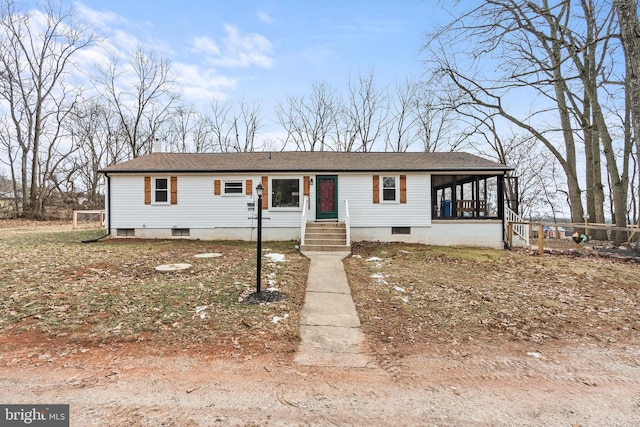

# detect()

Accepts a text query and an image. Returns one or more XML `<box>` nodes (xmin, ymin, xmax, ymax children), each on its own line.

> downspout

<box><xmin>82</xmin><ymin>174</ymin><xmax>111</xmax><ymax>243</ymax></box>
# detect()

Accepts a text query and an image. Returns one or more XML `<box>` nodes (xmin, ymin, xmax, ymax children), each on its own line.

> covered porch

<box><xmin>431</xmin><ymin>173</ymin><xmax>505</xmax><ymax>220</ymax></box>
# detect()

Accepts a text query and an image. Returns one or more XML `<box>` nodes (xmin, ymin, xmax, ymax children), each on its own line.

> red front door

<box><xmin>316</xmin><ymin>175</ymin><xmax>338</xmax><ymax>219</ymax></box>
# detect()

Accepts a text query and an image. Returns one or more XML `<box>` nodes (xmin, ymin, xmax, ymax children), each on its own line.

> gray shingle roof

<box><xmin>100</xmin><ymin>151</ymin><xmax>511</xmax><ymax>173</ymax></box>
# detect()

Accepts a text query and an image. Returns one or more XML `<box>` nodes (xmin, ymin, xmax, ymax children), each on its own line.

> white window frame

<box><xmin>153</xmin><ymin>177</ymin><xmax>170</xmax><ymax>205</ymax></box>
<box><xmin>269</xmin><ymin>177</ymin><xmax>302</xmax><ymax>211</ymax></box>
<box><xmin>381</xmin><ymin>175</ymin><xmax>399</xmax><ymax>203</ymax></box>
<box><xmin>223</xmin><ymin>180</ymin><xmax>244</xmax><ymax>196</ymax></box>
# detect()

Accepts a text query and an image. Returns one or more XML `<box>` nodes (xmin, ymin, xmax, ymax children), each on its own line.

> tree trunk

<box><xmin>615</xmin><ymin>0</ymin><xmax>640</xmax><ymax>246</ymax></box>
<box><xmin>20</xmin><ymin>149</ymin><xmax>28</xmax><ymax>217</ymax></box>
<box><xmin>583</xmin><ymin>29</ymin><xmax>607</xmax><ymax>239</ymax></box>
<box><xmin>549</xmin><ymin>35</ymin><xmax>584</xmax><ymax>224</ymax></box>
<box><xmin>28</xmin><ymin>110</ymin><xmax>42</xmax><ymax>219</ymax></box>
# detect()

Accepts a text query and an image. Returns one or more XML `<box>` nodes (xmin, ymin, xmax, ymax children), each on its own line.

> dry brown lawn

<box><xmin>0</xmin><ymin>222</ymin><xmax>308</xmax><ymax>356</ymax></box>
<box><xmin>1</xmin><ymin>220</ymin><xmax>638</xmax><ymax>360</ymax></box>
<box><xmin>344</xmin><ymin>241</ymin><xmax>639</xmax><ymax>355</ymax></box>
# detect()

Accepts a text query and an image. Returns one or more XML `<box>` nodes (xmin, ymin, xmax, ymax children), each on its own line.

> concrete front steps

<box><xmin>300</xmin><ymin>221</ymin><xmax>351</xmax><ymax>252</ymax></box>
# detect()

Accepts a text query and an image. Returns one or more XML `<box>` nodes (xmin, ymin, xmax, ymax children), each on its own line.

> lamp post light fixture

<box><xmin>255</xmin><ymin>183</ymin><xmax>264</xmax><ymax>294</ymax></box>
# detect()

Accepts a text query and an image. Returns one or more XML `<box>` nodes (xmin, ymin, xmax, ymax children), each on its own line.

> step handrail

<box><xmin>344</xmin><ymin>199</ymin><xmax>351</xmax><ymax>246</ymax></box>
<box><xmin>300</xmin><ymin>195</ymin><xmax>308</xmax><ymax>246</ymax></box>
<box><xmin>505</xmin><ymin>206</ymin><xmax>529</xmax><ymax>246</ymax></box>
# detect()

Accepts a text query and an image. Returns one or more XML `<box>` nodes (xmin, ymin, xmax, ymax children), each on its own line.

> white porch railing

<box><xmin>300</xmin><ymin>195</ymin><xmax>309</xmax><ymax>246</ymax></box>
<box><xmin>505</xmin><ymin>206</ymin><xmax>530</xmax><ymax>247</ymax></box>
<box><xmin>344</xmin><ymin>199</ymin><xmax>351</xmax><ymax>246</ymax></box>
<box><xmin>300</xmin><ymin>196</ymin><xmax>351</xmax><ymax>247</ymax></box>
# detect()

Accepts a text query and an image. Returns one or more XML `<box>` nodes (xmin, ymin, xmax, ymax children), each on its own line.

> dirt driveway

<box><xmin>1</xmin><ymin>337</ymin><xmax>638</xmax><ymax>426</ymax></box>
<box><xmin>0</xmin><ymin>221</ymin><xmax>638</xmax><ymax>426</ymax></box>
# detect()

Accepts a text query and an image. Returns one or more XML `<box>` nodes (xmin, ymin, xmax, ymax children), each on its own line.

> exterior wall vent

<box><xmin>391</xmin><ymin>227</ymin><xmax>411</xmax><ymax>235</ymax></box>
<box><xmin>171</xmin><ymin>228</ymin><xmax>190</xmax><ymax>237</ymax></box>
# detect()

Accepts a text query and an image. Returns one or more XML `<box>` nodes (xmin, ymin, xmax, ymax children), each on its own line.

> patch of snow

<box><xmin>195</xmin><ymin>306</ymin><xmax>208</xmax><ymax>319</ymax></box>
<box><xmin>272</xmin><ymin>313</ymin><xmax>289</xmax><ymax>323</ymax></box>
<box><xmin>265</xmin><ymin>253</ymin><xmax>286</xmax><ymax>262</ymax></box>
<box><xmin>527</xmin><ymin>352</ymin><xmax>544</xmax><ymax>359</ymax></box>
<box><xmin>352</xmin><ymin>254</ymin><xmax>362</xmax><ymax>259</ymax></box>
<box><xmin>393</xmin><ymin>286</ymin><xmax>406</xmax><ymax>293</ymax></box>
<box><xmin>266</xmin><ymin>287</ymin><xmax>279</xmax><ymax>292</ymax></box>
<box><xmin>365</xmin><ymin>257</ymin><xmax>383</xmax><ymax>268</ymax></box>
<box><xmin>370</xmin><ymin>273</ymin><xmax>388</xmax><ymax>285</ymax></box>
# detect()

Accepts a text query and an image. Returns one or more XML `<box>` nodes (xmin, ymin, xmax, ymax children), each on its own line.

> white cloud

<box><xmin>109</xmin><ymin>29</ymin><xmax>142</xmax><ymax>54</ymax></box>
<box><xmin>72</xmin><ymin>5</ymin><xmax>274</xmax><ymax>107</ymax></box>
<box><xmin>173</xmin><ymin>62</ymin><xmax>237</xmax><ymax>104</ymax></box>
<box><xmin>74</xmin><ymin>2</ymin><xmax>132</xmax><ymax>32</ymax></box>
<box><xmin>257</xmin><ymin>11</ymin><xmax>273</xmax><ymax>24</ymax></box>
<box><xmin>192</xmin><ymin>36</ymin><xmax>221</xmax><ymax>56</ymax></box>
<box><xmin>193</xmin><ymin>24</ymin><xmax>274</xmax><ymax>69</ymax></box>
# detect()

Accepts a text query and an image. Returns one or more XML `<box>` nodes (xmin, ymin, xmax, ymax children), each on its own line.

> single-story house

<box><xmin>99</xmin><ymin>151</ymin><xmax>513</xmax><ymax>249</ymax></box>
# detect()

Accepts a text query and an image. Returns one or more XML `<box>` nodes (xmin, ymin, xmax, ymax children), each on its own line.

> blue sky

<box><xmin>74</xmin><ymin>0</ymin><xmax>442</xmax><ymax>110</ymax></box>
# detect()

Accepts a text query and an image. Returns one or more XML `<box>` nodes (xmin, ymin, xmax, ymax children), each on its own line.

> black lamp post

<box><xmin>255</xmin><ymin>183</ymin><xmax>264</xmax><ymax>294</ymax></box>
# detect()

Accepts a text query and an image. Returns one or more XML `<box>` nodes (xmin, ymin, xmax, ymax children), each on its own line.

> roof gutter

<box><xmin>99</xmin><ymin>167</ymin><xmax>514</xmax><ymax>174</ymax></box>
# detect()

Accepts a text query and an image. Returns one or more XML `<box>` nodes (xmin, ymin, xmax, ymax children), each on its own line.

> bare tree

<box><xmin>208</xmin><ymin>99</ymin><xmax>263</xmax><ymax>152</ymax></box>
<box><xmin>0</xmin><ymin>114</ymin><xmax>19</xmax><ymax>216</ymax></box>
<box><xmin>237</xmin><ymin>100</ymin><xmax>262</xmax><ymax>152</ymax></box>
<box><xmin>615</xmin><ymin>0</ymin><xmax>640</xmax><ymax>243</ymax></box>
<box><xmin>384</xmin><ymin>78</ymin><xmax>420</xmax><ymax>152</ymax></box>
<box><xmin>342</xmin><ymin>72</ymin><xmax>388</xmax><ymax>152</ymax></box>
<box><xmin>424</xmin><ymin>1</ymin><xmax>629</xmax><ymax>240</ymax></box>
<box><xmin>472</xmin><ymin>116</ymin><xmax>560</xmax><ymax>219</ymax></box>
<box><xmin>554</xmin><ymin>0</ymin><xmax>628</xmax><ymax>240</ymax></box>
<box><xmin>190</xmin><ymin>112</ymin><xmax>215</xmax><ymax>153</ymax></box>
<box><xmin>209</xmin><ymin>99</ymin><xmax>233</xmax><ymax>152</ymax></box>
<box><xmin>66</xmin><ymin>99</ymin><xmax>124</xmax><ymax>204</ymax></box>
<box><xmin>0</xmin><ymin>0</ymin><xmax>94</xmax><ymax>218</ymax></box>
<box><xmin>412</xmin><ymin>82</ymin><xmax>463</xmax><ymax>152</ymax></box>
<box><xmin>276</xmin><ymin>81</ymin><xmax>339</xmax><ymax>151</ymax></box>
<box><xmin>96</xmin><ymin>44</ymin><xmax>179</xmax><ymax>158</ymax></box>
<box><xmin>162</xmin><ymin>105</ymin><xmax>201</xmax><ymax>153</ymax></box>
<box><xmin>162</xmin><ymin>105</ymin><xmax>214</xmax><ymax>153</ymax></box>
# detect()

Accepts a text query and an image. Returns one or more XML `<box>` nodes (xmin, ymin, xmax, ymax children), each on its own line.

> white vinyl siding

<box><xmin>108</xmin><ymin>172</ymin><xmax>430</xmax><ymax>231</ymax></box>
<box><xmin>105</xmin><ymin>169</ymin><xmax>510</xmax><ymax>247</ymax></box>
<box><xmin>337</xmin><ymin>173</ymin><xmax>430</xmax><ymax>227</ymax></box>
<box><xmin>110</xmin><ymin>174</ymin><xmax>306</xmax><ymax>230</ymax></box>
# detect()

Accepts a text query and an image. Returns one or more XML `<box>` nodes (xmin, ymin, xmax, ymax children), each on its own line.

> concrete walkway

<box><xmin>294</xmin><ymin>251</ymin><xmax>373</xmax><ymax>368</ymax></box>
